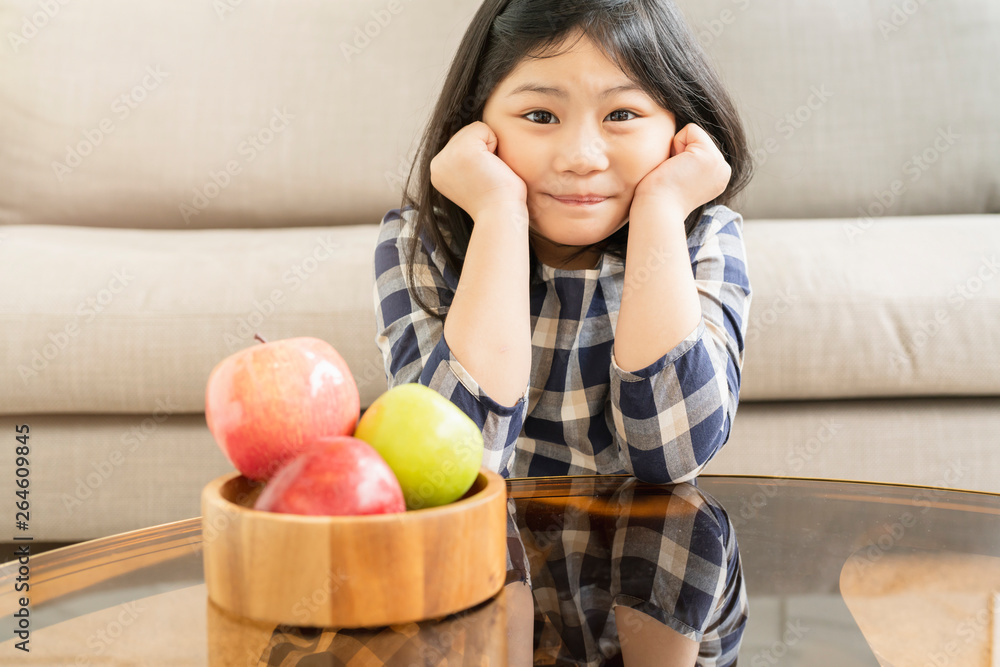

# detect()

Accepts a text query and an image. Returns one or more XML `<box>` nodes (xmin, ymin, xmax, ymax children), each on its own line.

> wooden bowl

<box><xmin>201</xmin><ymin>467</ymin><xmax>507</xmax><ymax>628</ymax></box>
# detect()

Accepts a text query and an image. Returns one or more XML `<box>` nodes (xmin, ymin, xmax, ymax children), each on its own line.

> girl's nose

<box><xmin>552</xmin><ymin>124</ymin><xmax>610</xmax><ymax>175</ymax></box>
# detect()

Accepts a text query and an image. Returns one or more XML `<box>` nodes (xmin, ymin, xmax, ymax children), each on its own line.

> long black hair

<box><xmin>399</xmin><ymin>0</ymin><xmax>753</xmax><ymax>322</ymax></box>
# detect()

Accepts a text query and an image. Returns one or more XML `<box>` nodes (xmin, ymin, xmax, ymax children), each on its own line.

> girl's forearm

<box><xmin>504</xmin><ymin>580</ymin><xmax>534</xmax><ymax>666</ymax></box>
<box><xmin>443</xmin><ymin>205</ymin><xmax>532</xmax><ymax>408</ymax></box>
<box><xmin>615</xmin><ymin>201</ymin><xmax>702</xmax><ymax>373</ymax></box>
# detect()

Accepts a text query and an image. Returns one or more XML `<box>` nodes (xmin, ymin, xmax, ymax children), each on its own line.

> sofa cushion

<box><xmin>741</xmin><ymin>214</ymin><xmax>1000</xmax><ymax>400</ymax></box>
<box><xmin>1</xmin><ymin>0</ymin><xmax>997</xmax><ymax>229</ymax></box>
<box><xmin>1</xmin><ymin>223</ymin><xmax>388</xmax><ymax>413</ymax></box>
<box><xmin>704</xmin><ymin>396</ymin><xmax>1000</xmax><ymax>496</ymax></box>
<box><xmin>0</xmin><ymin>0</ymin><xmax>479</xmax><ymax>230</ymax></box>
<box><xmin>1</xmin><ymin>214</ymin><xmax>997</xmax><ymax>415</ymax></box>
<box><xmin>676</xmin><ymin>0</ymin><xmax>1000</xmax><ymax>219</ymax></box>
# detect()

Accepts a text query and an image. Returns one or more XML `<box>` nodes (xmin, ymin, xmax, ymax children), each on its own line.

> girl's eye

<box><xmin>524</xmin><ymin>110</ymin><xmax>556</xmax><ymax>124</ymax></box>
<box><xmin>607</xmin><ymin>109</ymin><xmax>637</xmax><ymax>122</ymax></box>
<box><xmin>522</xmin><ymin>109</ymin><xmax>638</xmax><ymax>124</ymax></box>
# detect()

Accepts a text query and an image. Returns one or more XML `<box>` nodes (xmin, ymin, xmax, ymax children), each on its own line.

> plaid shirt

<box><xmin>373</xmin><ymin>204</ymin><xmax>751</xmax><ymax>485</ymax></box>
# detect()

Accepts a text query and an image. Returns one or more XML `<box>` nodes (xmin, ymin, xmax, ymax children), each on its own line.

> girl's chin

<box><xmin>529</xmin><ymin>218</ymin><xmax>628</xmax><ymax>247</ymax></box>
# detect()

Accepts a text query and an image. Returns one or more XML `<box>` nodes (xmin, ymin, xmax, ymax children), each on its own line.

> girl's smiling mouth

<box><xmin>548</xmin><ymin>194</ymin><xmax>610</xmax><ymax>206</ymax></box>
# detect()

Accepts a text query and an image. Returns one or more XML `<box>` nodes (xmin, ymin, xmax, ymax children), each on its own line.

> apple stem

<box><xmin>254</xmin><ymin>333</ymin><xmax>268</xmax><ymax>344</ymax></box>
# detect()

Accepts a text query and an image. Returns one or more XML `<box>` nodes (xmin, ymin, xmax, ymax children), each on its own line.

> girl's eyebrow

<box><xmin>506</xmin><ymin>82</ymin><xmax>643</xmax><ymax>101</ymax></box>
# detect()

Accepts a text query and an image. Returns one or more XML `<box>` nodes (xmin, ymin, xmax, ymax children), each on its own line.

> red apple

<box><xmin>253</xmin><ymin>436</ymin><xmax>405</xmax><ymax>516</ymax></box>
<box><xmin>205</xmin><ymin>334</ymin><xmax>360</xmax><ymax>481</ymax></box>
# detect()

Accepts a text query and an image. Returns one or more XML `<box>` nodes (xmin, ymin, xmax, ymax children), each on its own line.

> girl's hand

<box><xmin>430</xmin><ymin>121</ymin><xmax>528</xmax><ymax>221</ymax></box>
<box><xmin>631</xmin><ymin>122</ymin><xmax>732</xmax><ymax>219</ymax></box>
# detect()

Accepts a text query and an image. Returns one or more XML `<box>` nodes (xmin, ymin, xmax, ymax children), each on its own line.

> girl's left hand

<box><xmin>631</xmin><ymin>122</ymin><xmax>733</xmax><ymax>219</ymax></box>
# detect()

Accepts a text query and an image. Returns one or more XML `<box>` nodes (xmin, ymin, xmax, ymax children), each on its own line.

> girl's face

<box><xmin>482</xmin><ymin>30</ymin><xmax>677</xmax><ymax>270</ymax></box>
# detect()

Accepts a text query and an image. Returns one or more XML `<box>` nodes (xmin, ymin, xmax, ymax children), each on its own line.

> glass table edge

<box><xmin>506</xmin><ymin>473</ymin><xmax>1000</xmax><ymax>499</ymax></box>
<box><xmin>3</xmin><ymin>474</ymin><xmax>998</xmax><ymax>585</ymax></box>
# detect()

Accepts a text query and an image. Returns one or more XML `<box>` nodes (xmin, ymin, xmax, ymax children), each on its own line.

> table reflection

<box><xmin>207</xmin><ymin>592</ymin><xmax>507</xmax><ymax>665</ymax></box>
<box><xmin>506</xmin><ymin>476</ymin><xmax>747</xmax><ymax>666</ymax></box>
<box><xmin>206</xmin><ymin>476</ymin><xmax>747</xmax><ymax>666</ymax></box>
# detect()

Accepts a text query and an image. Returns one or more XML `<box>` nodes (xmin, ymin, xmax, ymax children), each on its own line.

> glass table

<box><xmin>2</xmin><ymin>475</ymin><xmax>999</xmax><ymax>666</ymax></box>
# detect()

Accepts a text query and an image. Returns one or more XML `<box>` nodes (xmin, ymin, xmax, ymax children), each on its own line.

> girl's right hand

<box><xmin>430</xmin><ymin>121</ymin><xmax>528</xmax><ymax>221</ymax></box>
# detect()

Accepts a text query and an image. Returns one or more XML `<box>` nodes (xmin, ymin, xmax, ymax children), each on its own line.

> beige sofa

<box><xmin>1</xmin><ymin>0</ymin><xmax>998</xmax><ymax>544</ymax></box>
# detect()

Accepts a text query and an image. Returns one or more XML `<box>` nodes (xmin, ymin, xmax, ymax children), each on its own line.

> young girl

<box><xmin>373</xmin><ymin>0</ymin><xmax>752</xmax><ymax>664</ymax></box>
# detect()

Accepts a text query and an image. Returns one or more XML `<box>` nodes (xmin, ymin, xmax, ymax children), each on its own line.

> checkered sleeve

<box><xmin>505</xmin><ymin>497</ymin><xmax>532</xmax><ymax>587</ymax></box>
<box><xmin>607</xmin><ymin>205</ymin><xmax>752</xmax><ymax>484</ymax></box>
<box><xmin>372</xmin><ymin>208</ymin><xmax>530</xmax><ymax>478</ymax></box>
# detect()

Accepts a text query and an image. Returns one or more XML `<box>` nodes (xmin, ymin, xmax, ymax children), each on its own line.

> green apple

<box><xmin>353</xmin><ymin>383</ymin><xmax>483</xmax><ymax>510</ymax></box>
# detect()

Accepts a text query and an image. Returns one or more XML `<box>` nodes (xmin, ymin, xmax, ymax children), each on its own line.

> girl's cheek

<box><xmin>496</xmin><ymin>139</ymin><xmax>525</xmax><ymax>170</ymax></box>
<box><xmin>501</xmin><ymin>150</ymin><xmax>536</xmax><ymax>184</ymax></box>
<box><xmin>620</xmin><ymin>160</ymin><xmax>653</xmax><ymax>191</ymax></box>
<box><xmin>615</xmin><ymin>140</ymin><xmax>655</xmax><ymax>177</ymax></box>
